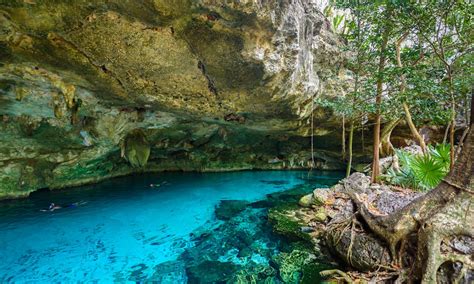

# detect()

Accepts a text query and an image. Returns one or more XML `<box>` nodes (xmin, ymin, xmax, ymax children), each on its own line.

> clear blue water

<box><xmin>0</xmin><ymin>170</ymin><xmax>342</xmax><ymax>283</ymax></box>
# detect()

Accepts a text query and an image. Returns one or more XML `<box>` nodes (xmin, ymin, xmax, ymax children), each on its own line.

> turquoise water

<box><xmin>0</xmin><ymin>171</ymin><xmax>342</xmax><ymax>283</ymax></box>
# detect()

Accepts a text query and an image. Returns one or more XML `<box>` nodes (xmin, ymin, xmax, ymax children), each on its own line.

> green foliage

<box><xmin>384</xmin><ymin>144</ymin><xmax>451</xmax><ymax>191</ymax></box>
<box><xmin>428</xmin><ymin>143</ymin><xmax>451</xmax><ymax>172</ymax></box>
<box><xmin>411</xmin><ymin>155</ymin><xmax>446</xmax><ymax>190</ymax></box>
<box><xmin>324</xmin><ymin>0</ymin><xmax>473</xmax><ymax>126</ymax></box>
<box><xmin>332</xmin><ymin>14</ymin><xmax>345</xmax><ymax>32</ymax></box>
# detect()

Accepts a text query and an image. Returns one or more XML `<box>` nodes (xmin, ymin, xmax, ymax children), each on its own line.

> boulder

<box><xmin>312</xmin><ymin>188</ymin><xmax>330</xmax><ymax>205</ymax></box>
<box><xmin>342</xmin><ymin>172</ymin><xmax>371</xmax><ymax>194</ymax></box>
<box><xmin>298</xmin><ymin>194</ymin><xmax>314</xmax><ymax>208</ymax></box>
<box><xmin>325</xmin><ymin>225</ymin><xmax>392</xmax><ymax>271</ymax></box>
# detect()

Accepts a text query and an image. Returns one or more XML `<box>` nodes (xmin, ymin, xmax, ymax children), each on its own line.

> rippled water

<box><xmin>0</xmin><ymin>170</ymin><xmax>342</xmax><ymax>283</ymax></box>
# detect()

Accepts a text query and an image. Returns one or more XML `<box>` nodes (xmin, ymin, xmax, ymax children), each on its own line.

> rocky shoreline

<box><xmin>268</xmin><ymin>172</ymin><xmax>474</xmax><ymax>282</ymax></box>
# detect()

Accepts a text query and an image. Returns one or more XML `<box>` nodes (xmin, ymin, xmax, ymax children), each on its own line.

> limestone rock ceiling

<box><xmin>0</xmin><ymin>0</ymin><xmax>352</xmax><ymax>199</ymax></box>
<box><xmin>0</xmin><ymin>0</ymin><xmax>347</xmax><ymax>121</ymax></box>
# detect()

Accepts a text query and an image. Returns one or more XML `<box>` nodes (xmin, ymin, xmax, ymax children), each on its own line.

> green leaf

<box><xmin>411</xmin><ymin>155</ymin><xmax>446</xmax><ymax>190</ymax></box>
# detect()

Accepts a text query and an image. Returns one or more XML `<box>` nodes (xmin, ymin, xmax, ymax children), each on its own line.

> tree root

<box><xmin>346</xmin><ymin>216</ymin><xmax>359</xmax><ymax>267</ymax></box>
<box><xmin>339</xmin><ymin>128</ymin><xmax>474</xmax><ymax>281</ymax></box>
<box><xmin>315</xmin><ymin>104</ymin><xmax>474</xmax><ymax>282</ymax></box>
<box><xmin>417</xmin><ymin>190</ymin><xmax>474</xmax><ymax>283</ymax></box>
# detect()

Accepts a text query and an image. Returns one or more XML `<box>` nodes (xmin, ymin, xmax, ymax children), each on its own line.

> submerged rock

<box><xmin>268</xmin><ymin>205</ymin><xmax>312</xmax><ymax>242</ymax></box>
<box><xmin>230</xmin><ymin>264</ymin><xmax>278</xmax><ymax>284</ymax></box>
<box><xmin>272</xmin><ymin>249</ymin><xmax>329</xmax><ymax>284</ymax></box>
<box><xmin>150</xmin><ymin>261</ymin><xmax>187</xmax><ymax>283</ymax></box>
<box><xmin>186</xmin><ymin>261</ymin><xmax>238</xmax><ymax>283</ymax></box>
<box><xmin>215</xmin><ymin>200</ymin><xmax>250</xmax><ymax>220</ymax></box>
<box><xmin>180</xmin><ymin>183</ymin><xmax>341</xmax><ymax>284</ymax></box>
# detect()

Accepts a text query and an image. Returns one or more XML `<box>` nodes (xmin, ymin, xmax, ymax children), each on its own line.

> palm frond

<box><xmin>412</xmin><ymin>155</ymin><xmax>445</xmax><ymax>190</ymax></box>
<box><xmin>429</xmin><ymin>143</ymin><xmax>451</xmax><ymax>172</ymax></box>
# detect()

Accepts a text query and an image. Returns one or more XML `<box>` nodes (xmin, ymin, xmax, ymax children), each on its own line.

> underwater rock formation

<box><xmin>0</xmin><ymin>0</ymin><xmax>357</xmax><ymax>198</ymax></box>
<box><xmin>172</xmin><ymin>181</ymin><xmax>339</xmax><ymax>284</ymax></box>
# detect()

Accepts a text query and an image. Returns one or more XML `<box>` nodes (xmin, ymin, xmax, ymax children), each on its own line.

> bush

<box><xmin>384</xmin><ymin>144</ymin><xmax>450</xmax><ymax>191</ymax></box>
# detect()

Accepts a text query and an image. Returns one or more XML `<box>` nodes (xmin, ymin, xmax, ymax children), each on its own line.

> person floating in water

<box><xmin>149</xmin><ymin>181</ymin><xmax>169</xmax><ymax>188</ymax></box>
<box><xmin>41</xmin><ymin>201</ymin><xmax>87</xmax><ymax>212</ymax></box>
<box><xmin>40</xmin><ymin>203</ymin><xmax>62</xmax><ymax>212</ymax></box>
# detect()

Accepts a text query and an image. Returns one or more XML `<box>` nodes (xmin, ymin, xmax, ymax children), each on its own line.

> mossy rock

<box><xmin>298</xmin><ymin>194</ymin><xmax>314</xmax><ymax>207</ymax></box>
<box><xmin>314</xmin><ymin>207</ymin><xmax>327</xmax><ymax>223</ymax></box>
<box><xmin>231</xmin><ymin>264</ymin><xmax>277</xmax><ymax>284</ymax></box>
<box><xmin>272</xmin><ymin>249</ymin><xmax>315</xmax><ymax>284</ymax></box>
<box><xmin>268</xmin><ymin>205</ymin><xmax>312</xmax><ymax>242</ymax></box>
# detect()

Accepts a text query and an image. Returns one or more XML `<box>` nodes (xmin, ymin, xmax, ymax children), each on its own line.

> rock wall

<box><xmin>0</xmin><ymin>0</ymin><xmax>354</xmax><ymax>199</ymax></box>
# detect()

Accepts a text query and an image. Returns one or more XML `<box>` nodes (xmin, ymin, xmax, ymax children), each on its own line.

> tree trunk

<box><xmin>402</xmin><ymin>103</ymin><xmax>427</xmax><ymax>152</ymax></box>
<box><xmin>346</xmin><ymin>121</ymin><xmax>354</xmax><ymax>178</ymax></box>
<box><xmin>395</xmin><ymin>33</ymin><xmax>427</xmax><ymax>153</ymax></box>
<box><xmin>371</xmin><ymin>7</ymin><xmax>392</xmax><ymax>183</ymax></box>
<box><xmin>342</xmin><ymin>115</ymin><xmax>346</xmax><ymax>159</ymax></box>
<box><xmin>448</xmin><ymin>69</ymin><xmax>456</xmax><ymax>170</ymax></box>
<box><xmin>443</xmin><ymin>121</ymin><xmax>450</xmax><ymax>144</ymax></box>
<box><xmin>455</xmin><ymin>126</ymin><xmax>470</xmax><ymax>160</ymax></box>
<box><xmin>380</xmin><ymin>118</ymin><xmax>401</xmax><ymax>157</ymax></box>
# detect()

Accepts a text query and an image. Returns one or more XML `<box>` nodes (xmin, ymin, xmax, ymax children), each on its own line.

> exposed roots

<box><xmin>346</xmin><ymin>216</ymin><xmax>359</xmax><ymax>266</ymax></box>
<box><xmin>416</xmin><ymin>191</ymin><xmax>474</xmax><ymax>283</ymax></box>
<box><xmin>346</xmin><ymin>128</ymin><xmax>474</xmax><ymax>281</ymax></box>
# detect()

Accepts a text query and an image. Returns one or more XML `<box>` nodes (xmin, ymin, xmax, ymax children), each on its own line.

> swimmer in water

<box><xmin>150</xmin><ymin>181</ymin><xmax>169</xmax><ymax>188</ymax></box>
<box><xmin>41</xmin><ymin>201</ymin><xmax>87</xmax><ymax>212</ymax></box>
<box><xmin>40</xmin><ymin>203</ymin><xmax>62</xmax><ymax>212</ymax></box>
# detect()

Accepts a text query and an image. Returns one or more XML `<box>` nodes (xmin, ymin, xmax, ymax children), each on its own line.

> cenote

<box><xmin>0</xmin><ymin>170</ymin><xmax>343</xmax><ymax>283</ymax></box>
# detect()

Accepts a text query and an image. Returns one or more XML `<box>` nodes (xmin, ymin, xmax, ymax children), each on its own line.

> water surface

<box><xmin>0</xmin><ymin>170</ymin><xmax>342</xmax><ymax>283</ymax></box>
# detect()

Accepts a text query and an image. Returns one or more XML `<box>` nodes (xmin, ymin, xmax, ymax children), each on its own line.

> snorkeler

<box><xmin>40</xmin><ymin>203</ymin><xmax>62</xmax><ymax>212</ymax></box>
<box><xmin>150</xmin><ymin>181</ymin><xmax>170</xmax><ymax>188</ymax></box>
<box><xmin>41</xmin><ymin>201</ymin><xmax>87</xmax><ymax>212</ymax></box>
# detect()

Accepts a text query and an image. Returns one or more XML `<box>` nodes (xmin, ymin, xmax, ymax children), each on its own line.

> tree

<box><xmin>324</xmin><ymin>1</ymin><xmax>473</xmax><ymax>281</ymax></box>
<box><xmin>395</xmin><ymin>32</ymin><xmax>427</xmax><ymax>153</ymax></box>
<box><xmin>400</xmin><ymin>1</ymin><xmax>473</xmax><ymax>169</ymax></box>
<box><xmin>348</xmin><ymin>96</ymin><xmax>473</xmax><ymax>282</ymax></box>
